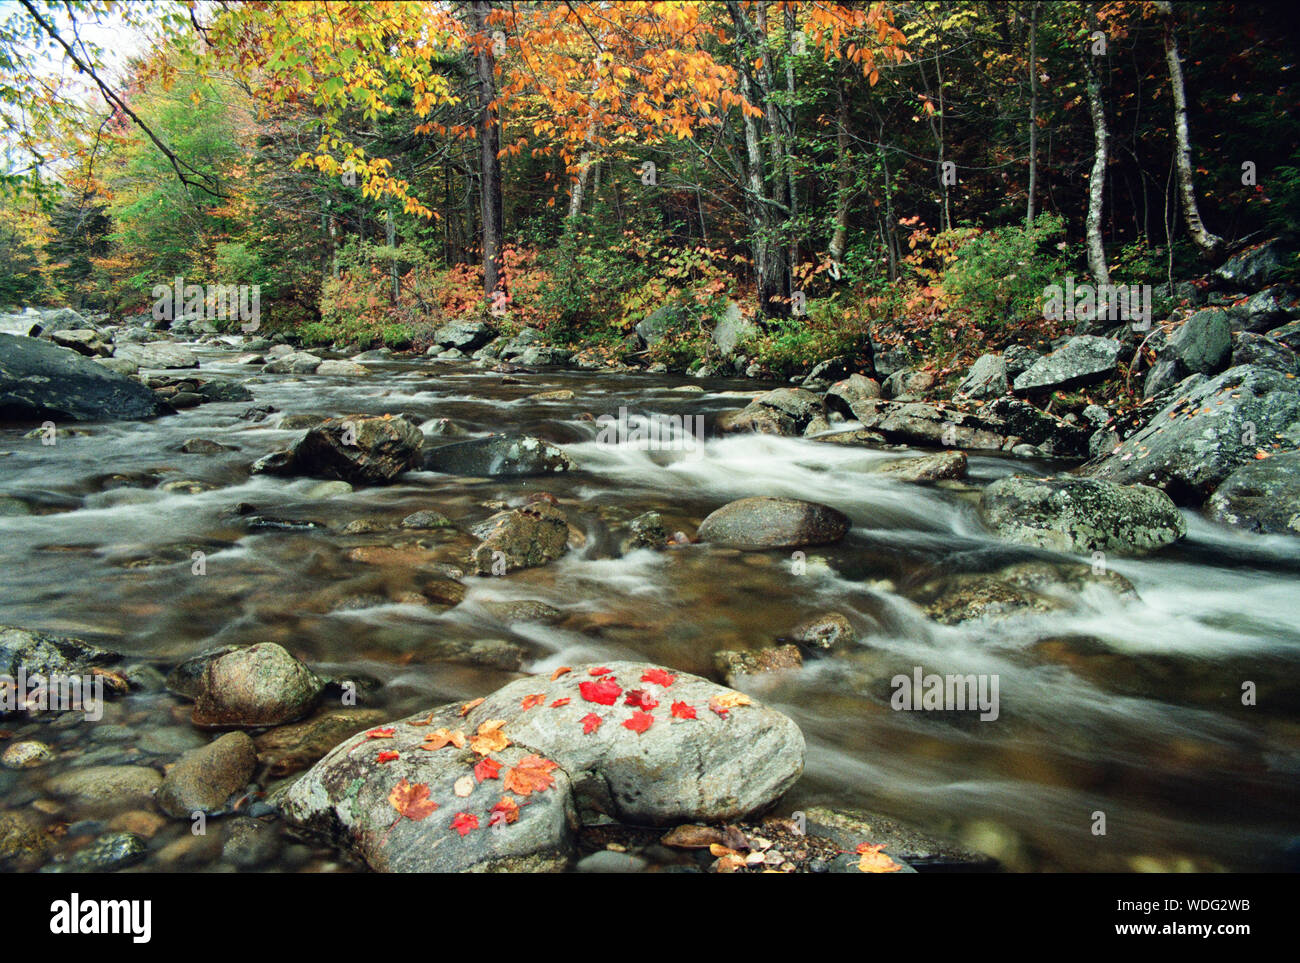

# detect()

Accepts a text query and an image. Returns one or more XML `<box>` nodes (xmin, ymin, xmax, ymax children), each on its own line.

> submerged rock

<box><xmin>696</xmin><ymin>496</ymin><xmax>850</xmax><ymax>549</ymax></box>
<box><xmin>190</xmin><ymin>643</ymin><xmax>324</xmax><ymax>729</ymax></box>
<box><xmin>0</xmin><ymin>625</ymin><xmax>119</xmax><ymax>680</ymax></box>
<box><xmin>717</xmin><ymin>387</ymin><xmax>827</xmax><ymax>437</ymax></box>
<box><xmin>423</xmin><ymin>434</ymin><xmax>574</xmax><ymax>476</ymax></box>
<box><xmin>872</xmin><ymin>450</ymin><xmax>968</xmax><ymax>482</ymax></box>
<box><xmin>714</xmin><ymin>644</ymin><xmax>803</xmax><ymax>684</ymax></box>
<box><xmin>253</xmin><ymin>415</ymin><xmax>425</xmax><ymax>485</ymax></box>
<box><xmin>470</xmin><ymin>502</ymin><xmax>570</xmax><ymax>574</ymax></box>
<box><xmin>783</xmin><ymin>612</ymin><xmax>856</xmax><ymax>653</ymax></box>
<box><xmin>156</xmin><ymin>732</ymin><xmax>258</xmax><ymax>818</ymax></box>
<box><xmin>979</xmin><ymin>475</ymin><xmax>1186</xmax><ymax>554</ymax></box>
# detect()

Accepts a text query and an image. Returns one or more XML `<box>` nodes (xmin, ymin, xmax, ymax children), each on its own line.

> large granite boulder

<box><xmin>0</xmin><ymin>334</ymin><xmax>169</xmax><ymax>422</ymax></box>
<box><xmin>1205</xmin><ymin>451</ymin><xmax>1300</xmax><ymax>535</ymax></box>
<box><xmin>1012</xmin><ymin>336</ymin><xmax>1122</xmax><ymax>393</ymax></box>
<box><xmin>253</xmin><ymin>415</ymin><xmax>425</xmax><ymax>485</ymax></box>
<box><xmin>696</xmin><ymin>496</ymin><xmax>850</xmax><ymax>549</ymax></box>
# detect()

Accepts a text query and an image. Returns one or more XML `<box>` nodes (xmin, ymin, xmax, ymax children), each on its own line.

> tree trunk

<box><xmin>1083</xmin><ymin>7</ymin><xmax>1110</xmax><ymax>289</ymax></box>
<box><xmin>1026</xmin><ymin>2</ymin><xmax>1038</xmax><ymax>225</ymax></box>
<box><xmin>1155</xmin><ymin>0</ymin><xmax>1223</xmax><ymax>255</ymax></box>
<box><xmin>829</xmin><ymin>72</ymin><xmax>851</xmax><ymax>266</ymax></box>
<box><xmin>471</xmin><ymin>0</ymin><xmax>506</xmax><ymax>300</ymax></box>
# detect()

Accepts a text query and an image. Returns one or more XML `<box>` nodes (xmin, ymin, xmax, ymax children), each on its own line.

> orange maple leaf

<box><xmin>388</xmin><ymin>779</ymin><xmax>438</xmax><ymax>821</ymax></box>
<box><xmin>459</xmin><ymin>697</ymin><xmax>485</xmax><ymax>717</ymax></box>
<box><xmin>551</xmin><ymin>697</ymin><xmax>571</xmax><ymax>707</ymax></box>
<box><xmin>376</xmin><ymin>750</ymin><xmax>400</xmax><ymax>763</ymax></box>
<box><xmin>856</xmin><ymin>843</ymin><xmax>902</xmax><ymax>873</ymax></box>
<box><xmin>470</xmin><ymin>719</ymin><xmax>511</xmax><ymax>756</ymax></box>
<box><xmin>623</xmin><ymin>710</ymin><xmax>655</xmax><ymax>734</ymax></box>
<box><xmin>474</xmin><ymin>757</ymin><xmax>502</xmax><ymax>782</ymax></box>
<box><xmin>550</xmin><ymin>666</ymin><xmax>572</xmax><ymax>681</ymax></box>
<box><xmin>521</xmin><ymin>693</ymin><xmax>546</xmax><ymax>710</ymax></box>
<box><xmin>489</xmin><ymin>796</ymin><xmax>521</xmax><ymax>827</ymax></box>
<box><xmin>504</xmin><ymin>754</ymin><xmax>558</xmax><ymax>796</ymax></box>
<box><xmin>709</xmin><ymin>692</ymin><xmax>752</xmax><ymax>717</ymax></box>
<box><xmin>421</xmin><ymin>728</ymin><xmax>466</xmax><ymax>750</ymax></box>
<box><xmin>365</xmin><ymin>727</ymin><xmax>396</xmax><ymax>739</ymax></box>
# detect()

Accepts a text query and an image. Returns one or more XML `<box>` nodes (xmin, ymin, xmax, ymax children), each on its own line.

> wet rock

<box><xmin>872</xmin><ymin>450</ymin><xmax>968</xmax><ymax>482</ymax></box>
<box><xmin>0</xmin><ymin>811</ymin><xmax>51</xmax><ymax>870</ymax></box>
<box><xmin>955</xmin><ymin>353</ymin><xmax>1009</xmax><ymax>400</ymax></box>
<box><xmin>824</xmin><ymin>374</ymin><xmax>882</xmax><ymax>415</ymax></box>
<box><xmin>576</xmin><ymin>850</ymin><xmax>649</xmax><ymax>873</ymax></box>
<box><xmin>812</xmin><ymin>428</ymin><xmax>887</xmax><ymax>447</ymax></box>
<box><xmin>915</xmin><ymin>560</ymin><xmax>1136</xmax><ymax>625</ymax></box>
<box><xmin>253</xmin><ymin>708</ymin><xmax>390</xmax><ymax>779</ymax></box>
<box><xmin>305</xmin><ymin>480</ymin><xmax>354</xmax><ymax>498</ymax></box>
<box><xmin>718</xmin><ymin>388</ymin><xmax>827</xmax><ymax>437</ymax></box>
<box><xmin>65</xmin><ymin>831</ymin><xmax>147</xmax><ymax>872</ymax></box>
<box><xmin>801</xmin><ymin>357</ymin><xmax>854</xmax><ymax>391</ymax></box>
<box><xmin>0</xmin><ymin>625</ymin><xmax>119</xmax><ymax>679</ymax></box>
<box><xmin>1268</xmin><ymin>319</ymin><xmax>1300</xmax><ymax>352</ymax></box>
<box><xmin>979</xmin><ymin>475</ymin><xmax>1186</xmax><ymax>554</ymax></box>
<box><xmin>479</xmin><ymin>599</ymin><xmax>563</xmax><ymax>624</ymax></box>
<box><xmin>1082</xmin><ymin>365</ymin><xmax>1300</xmax><ymax>503</ymax></box>
<box><xmin>263</xmin><ymin>351</ymin><xmax>321</xmax><ymax>374</ymax></box>
<box><xmin>45</xmin><ymin>765</ymin><xmax>162</xmax><ymax>810</ymax></box>
<box><xmin>528</xmin><ymin>388</ymin><xmax>575</xmax><ymax>401</ymax></box>
<box><xmin>982</xmin><ymin>397</ymin><xmax>1091</xmax><ymax>457</ymax></box>
<box><xmin>714</xmin><ymin>644</ymin><xmax>803</xmax><ymax>684</ymax></box>
<box><xmin>254</xmin><ymin>415</ymin><xmax>425</xmax><ymax>485</ymax></box>
<box><xmin>315</xmin><ymin>359</ymin><xmax>370</xmax><ymax>376</ymax></box>
<box><xmin>0</xmin><ymin>334</ymin><xmax>169</xmax><ymax>422</ymax></box>
<box><xmin>697</xmin><ymin>496</ymin><xmax>849</xmax><ymax>550</ymax></box>
<box><xmin>180</xmin><ymin>437</ymin><xmax>234</xmax><ymax>454</ymax></box>
<box><xmin>112</xmin><ymin>341</ymin><xmax>198</xmax><ymax>370</ymax></box>
<box><xmin>401</xmin><ymin>509</ymin><xmax>454</xmax><ymax>529</ymax></box>
<box><xmin>470</xmin><ymin>502</ymin><xmax>570</xmax><ymax>574</ymax></box>
<box><xmin>2</xmin><ymin>740</ymin><xmax>54</xmax><ymax>769</ymax></box>
<box><xmin>804</xmin><ymin>806</ymin><xmax>997</xmax><ymax>871</ymax></box>
<box><xmin>783</xmin><ymin>612</ymin><xmax>855</xmax><ymax>653</ymax></box>
<box><xmin>1206</xmin><ymin>451</ymin><xmax>1300</xmax><ymax>535</ymax></box>
<box><xmin>222</xmin><ymin>816</ymin><xmax>282</xmax><ymax>868</ymax></box>
<box><xmin>623</xmin><ymin>511</ymin><xmax>668</xmax><ymax>550</ymax></box>
<box><xmin>191</xmin><ymin>643</ymin><xmax>324</xmax><ymax>729</ymax></box>
<box><xmin>423</xmin><ymin>637</ymin><xmax>525</xmax><ymax>671</ymax></box>
<box><xmin>51</xmin><ymin>328</ymin><xmax>110</xmax><ymax>357</ymax></box>
<box><xmin>156</xmin><ymin>732</ymin><xmax>258</xmax><ymax>817</ymax></box>
<box><xmin>423</xmin><ymin>434</ymin><xmax>574</xmax><ymax>476</ymax></box>
<box><xmin>1012</xmin><ymin>336</ymin><xmax>1121</xmax><ymax>393</ymax></box>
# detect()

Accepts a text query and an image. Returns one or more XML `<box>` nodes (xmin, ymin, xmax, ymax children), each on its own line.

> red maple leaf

<box><xmin>579</xmin><ymin>679</ymin><xmax>622</xmax><ymax>705</ymax></box>
<box><xmin>624</xmin><ymin>688</ymin><xmax>659</xmax><ymax>710</ymax></box>
<box><xmin>641</xmin><ymin>668</ymin><xmax>676</xmax><ymax>687</ymax></box>
<box><xmin>670</xmin><ymin>701</ymin><xmax>697</xmax><ymax>720</ymax></box>
<box><xmin>587</xmin><ymin>666</ymin><xmax>612</xmax><ymax>676</ymax></box>
<box><xmin>365</xmin><ymin>727</ymin><xmax>396</xmax><ymax>739</ymax></box>
<box><xmin>623</xmin><ymin>710</ymin><xmax>655</xmax><ymax>734</ymax></box>
<box><xmin>451</xmin><ymin>812</ymin><xmax>479</xmax><ymax>836</ymax></box>
<box><xmin>489</xmin><ymin>796</ymin><xmax>520</xmax><ymax>827</ymax></box>
<box><xmin>376</xmin><ymin>750</ymin><xmax>400</xmax><ymax>763</ymax></box>
<box><xmin>581</xmin><ymin>713</ymin><xmax>603</xmax><ymax>734</ymax></box>
<box><xmin>521</xmin><ymin>693</ymin><xmax>546</xmax><ymax>710</ymax></box>
<box><xmin>474</xmin><ymin>757</ymin><xmax>502</xmax><ymax>782</ymax></box>
<box><xmin>551</xmin><ymin>697</ymin><xmax>571</xmax><ymax>708</ymax></box>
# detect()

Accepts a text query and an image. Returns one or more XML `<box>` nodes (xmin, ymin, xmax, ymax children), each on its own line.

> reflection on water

<box><xmin>1</xmin><ymin>344</ymin><xmax>1297</xmax><ymax>871</ymax></box>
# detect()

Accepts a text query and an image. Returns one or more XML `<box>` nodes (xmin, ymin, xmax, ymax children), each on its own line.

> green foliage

<box><xmin>940</xmin><ymin>213</ymin><xmax>1067</xmax><ymax>333</ymax></box>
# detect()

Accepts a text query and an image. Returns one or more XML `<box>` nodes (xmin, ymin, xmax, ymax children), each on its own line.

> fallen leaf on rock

<box><xmin>365</xmin><ymin>727</ymin><xmax>396</xmax><ymax>739</ymax></box>
<box><xmin>641</xmin><ymin>668</ymin><xmax>676</xmax><ymax>687</ymax></box>
<box><xmin>421</xmin><ymin>728</ymin><xmax>466</xmax><ymax>750</ymax></box>
<box><xmin>376</xmin><ymin>750</ymin><xmax>400</xmax><ymax>764</ymax></box>
<box><xmin>389</xmin><ymin>779</ymin><xmax>438</xmax><ymax>821</ymax></box>
<box><xmin>550</xmin><ymin>697</ymin><xmax>571</xmax><ymax>708</ymax></box>
<box><xmin>521</xmin><ymin>693</ymin><xmax>546</xmax><ymax>710</ymax></box>
<box><xmin>624</xmin><ymin>689</ymin><xmax>659</xmax><ymax>710</ymax></box>
<box><xmin>709</xmin><ymin>842</ymin><xmax>742</xmax><ymax>858</ymax></box>
<box><xmin>550</xmin><ymin>666</ymin><xmax>572</xmax><ymax>680</ymax></box>
<box><xmin>670</xmin><ymin>701</ymin><xmax>697</xmax><ymax>720</ymax></box>
<box><xmin>504</xmin><ymin>754</ymin><xmax>558</xmax><ymax>796</ymax></box>
<box><xmin>623</xmin><ymin>710</ymin><xmax>655</xmax><ymax>734</ymax></box>
<box><xmin>662</xmin><ymin>824</ymin><xmax>727</xmax><ymax>849</ymax></box>
<box><xmin>470</xmin><ymin>719</ymin><xmax>510</xmax><ymax>756</ymax></box>
<box><xmin>451</xmin><ymin>812</ymin><xmax>480</xmax><ymax>836</ymax></box>
<box><xmin>856</xmin><ymin>843</ymin><xmax>901</xmax><ymax>873</ymax></box>
<box><xmin>407</xmin><ymin>713</ymin><xmax>435</xmax><ymax>728</ymax></box>
<box><xmin>587</xmin><ymin>666</ymin><xmax>611</xmax><ymax>676</ymax></box>
<box><xmin>489</xmin><ymin>796</ymin><xmax>520</xmax><ymax>827</ymax></box>
<box><xmin>709</xmin><ymin>692</ymin><xmax>752</xmax><ymax>717</ymax></box>
<box><xmin>581</xmin><ymin>713</ymin><xmax>603</xmax><ymax>734</ymax></box>
<box><xmin>453</xmin><ymin>774</ymin><xmax>475</xmax><ymax>797</ymax></box>
<box><xmin>459</xmin><ymin>697</ymin><xmax>485</xmax><ymax>717</ymax></box>
<box><xmin>579</xmin><ymin>679</ymin><xmax>622</xmax><ymax>705</ymax></box>
<box><xmin>474</xmin><ymin>757</ymin><xmax>502</xmax><ymax>782</ymax></box>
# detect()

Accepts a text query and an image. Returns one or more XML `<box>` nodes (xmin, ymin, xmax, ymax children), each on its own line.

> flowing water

<box><xmin>2</xmin><ymin>341</ymin><xmax>1298</xmax><ymax>871</ymax></box>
